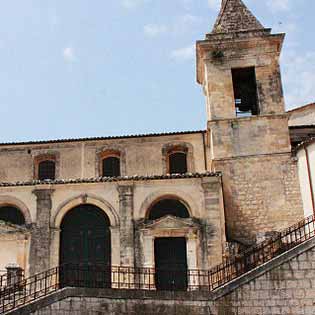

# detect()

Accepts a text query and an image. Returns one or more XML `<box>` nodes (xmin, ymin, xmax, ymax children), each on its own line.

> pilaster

<box><xmin>201</xmin><ymin>177</ymin><xmax>226</xmax><ymax>268</ymax></box>
<box><xmin>117</xmin><ymin>183</ymin><xmax>135</xmax><ymax>267</ymax></box>
<box><xmin>29</xmin><ymin>189</ymin><xmax>54</xmax><ymax>275</ymax></box>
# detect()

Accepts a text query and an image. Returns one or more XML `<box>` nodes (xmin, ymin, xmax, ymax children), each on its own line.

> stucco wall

<box><xmin>0</xmin><ymin>132</ymin><xmax>206</xmax><ymax>182</ymax></box>
<box><xmin>289</xmin><ymin>104</ymin><xmax>315</xmax><ymax>127</ymax></box>
<box><xmin>0</xmin><ymin>226</ymin><xmax>30</xmax><ymax>272</ymax></box>
<box><xmin>297</xmin><ymin>142</ymin><xmax>315</xmax><ymax>218</ymax></box>
<box><xmin>0</xmin><ymin>175</ymin><xmax>226</xmax><ymax>276</ymax></box>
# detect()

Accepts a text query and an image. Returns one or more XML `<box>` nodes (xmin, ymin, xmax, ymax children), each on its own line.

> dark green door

<box><xmin>60</xmin><ymin>204</ymin><xmax>111</xmax><ymax>288</ymax></box>
<box><xmin>154</xmin><ymin>237</ymin><xmax>188</xmax><ymax>291</ymax></box>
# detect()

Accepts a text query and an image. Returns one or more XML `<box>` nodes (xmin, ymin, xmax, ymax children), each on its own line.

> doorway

<box><xmin>154</xmin><ymin>237</ymin><xmax>188</xmax><ymax>291</ymax></box>
<box><xmin>59</xmin><ymin>204</ymin><xmax>111</xmax><ymax>288</ymax></box>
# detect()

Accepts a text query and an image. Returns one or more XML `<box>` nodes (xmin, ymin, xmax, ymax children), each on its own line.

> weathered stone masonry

<box><xmin>118</xmin><ymin>184</ymin><xmax>135</xmax><ymax>267</ymax></box>
<box><xmin>29</xmin><ymin>189</ymin><xmax>54</xmax><ymax>275</ymax></box>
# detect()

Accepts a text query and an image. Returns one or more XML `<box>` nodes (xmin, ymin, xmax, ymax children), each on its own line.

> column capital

<box><xmin>201</xmin><ymin>178</ymin><xmax>221</xmax><ymax>193</ymax></box>
<box><xmin>32</xmin><ymin>189</ymin><xmax>54</xmax><ymax>200</ymax></box>
<box><xmin>117</xmin><ymin>184</ymin><xmax>134</xmax><ymax>197</ymax></box>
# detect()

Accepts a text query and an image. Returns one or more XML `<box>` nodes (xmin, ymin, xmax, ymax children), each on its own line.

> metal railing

<box><xmin>0</xmin><ymin>215</ymin><xmax>314</xmax><ymax>314</ymax></box>
<box><xmin>0</xmin><ymin>270</ymin><xmax>24</xmax><ymax>289</ymax></box>
<box><xmin>0</xmin><ymin>265</ymin><xmax>210</xmax><ymax>314</ymax></box>
<box><xmin>208</xmin><ymin>215</ymin><xmax>315</xmax><ymax>290</ymax></box>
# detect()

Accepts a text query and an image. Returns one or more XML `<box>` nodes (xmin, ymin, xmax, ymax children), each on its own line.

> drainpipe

<box><xmin>304</xmin><ymin>145</ymin><xmax>315</xmax><ymax>215</ymax></box>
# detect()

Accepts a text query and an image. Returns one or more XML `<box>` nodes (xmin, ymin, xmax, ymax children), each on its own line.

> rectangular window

<box><xmin>232</xmin><ymin>67</ymin><xmax>259</xmax><ymax>117</ymax></box>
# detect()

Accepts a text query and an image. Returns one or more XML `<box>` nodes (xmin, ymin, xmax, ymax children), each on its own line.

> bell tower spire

<box><xmin>196</xmin><ymin>1</ymin><xmax>303</xmax><ymax>243</ymax></box>
<box><xmin>212</xmin><ymin>0</ymin><xmax>264</xmax><ymax>34</ymax></box>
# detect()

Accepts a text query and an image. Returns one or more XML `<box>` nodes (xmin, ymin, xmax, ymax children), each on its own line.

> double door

<box><xmin>154</xmin><ymin>237</ymin><xmax>188</xmax><ymax>291</ymax></box>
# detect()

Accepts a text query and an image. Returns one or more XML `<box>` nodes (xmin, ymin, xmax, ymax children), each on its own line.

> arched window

<box><xmin>102</xmin><ymin>157</ymin><xmax>120</xmax><ymax>177</ymax></box>
<box><xmin>0</xmin><ymin>206</ymin><xmax>25</xmax><ymax>225</ymax></box>
<box><xmin>168</xmin><ymin>152</ymin><xmax>187</xmax><ymax>174</ymax></box>
<box><xmin>148</xmin><ymin>199</ymin><xmax>190</xmax><ymax>221</ymax></box>
<box><xmin>38</xmin><ymin>160</ymin><xmax>56</xmax><ymax>180</ymax></box>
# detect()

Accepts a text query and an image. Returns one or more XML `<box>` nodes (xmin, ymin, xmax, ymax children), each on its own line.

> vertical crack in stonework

<box><xmin>212</xmin><ymin>0</ymin><xmax>264</xmax><ymax>34</ymax></box>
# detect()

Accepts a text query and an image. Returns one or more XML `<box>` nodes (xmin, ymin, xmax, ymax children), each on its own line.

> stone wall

<box><xmin>213</xmin><ymin>237</ymin><xmax>315</xmax><ymax>314</ymax></box>
<box><xmin>11</xmin><ymin>238</ymin><xmax>315</xmax><ymax>315</ymax></box>
<box><xmin>208</xmin><ymin>115</ymin><xmax>291</xmax><ymax>160</ymax></box>
<box><xmin>214</xmin><ymin>153</ymin><xmax>303</xmax><ymax>242</ymax></box>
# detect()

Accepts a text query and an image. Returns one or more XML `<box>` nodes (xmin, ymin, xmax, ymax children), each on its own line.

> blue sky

<box><xmin>0</xmin><ymin>0</ymin><xmax>314</xmax><ymax>142</ymax></box>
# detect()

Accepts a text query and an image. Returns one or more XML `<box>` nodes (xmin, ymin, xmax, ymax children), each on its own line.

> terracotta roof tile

<box><xmin>0</xmin><ymin>130</ymin><xmax>205</xmax><ymax>147</ymax></box>
<box><xmin>0</xmin><ymin>172</ymin><xmax>221</xmax><ymax>187</ymax></box>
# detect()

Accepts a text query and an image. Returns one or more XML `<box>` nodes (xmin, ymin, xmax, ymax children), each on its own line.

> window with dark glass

<box><xmin>169</xmin><ymin>152</ymin><xmax>187</xmax><ymax>174</ymax></box>
<box><xmin>148</xmin><ymin>199</ymin><xmax>190</xmax><ymax>221</ymax></box>
<box><xmin>102</xmin><ymin>157</ymin><xmax>120</xmax><ymax>177</ymax></box>
<box><xmin>38</xmin><ymin>160</ymin><xmax>56</xmax><ymax>180</ymax></box>
<box><xmin>0</xmin><ymin>206</ymin><xmax>25</xmax><ymax>225</ymax></box>
<box><xmin>232</xmin><ymin>67</ymin><xmax>259</xmax><ymax>117</ymax></box>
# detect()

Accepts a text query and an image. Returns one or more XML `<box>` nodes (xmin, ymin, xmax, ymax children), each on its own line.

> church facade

<box><xmin>0</xmin><ymin>0</ymin><xmax>306</xmax><ymax>293</ymax></box>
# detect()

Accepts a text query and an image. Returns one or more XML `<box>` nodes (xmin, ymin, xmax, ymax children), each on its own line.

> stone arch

<box><xmin>139</xmin><ymin>190</ymin><xmax>200</xmax><ymax>220</ymax></box>
<box><xmin>0</xmin><ymin>195</ymin><xmax>32</xmax><ymax>224</ymax></box>
<box><xmin>161</xmin><ymin>142</ymin><xmax>195</xmax><ymax>174</ymax></box>
<box><xmin>95</xmin><ymin>144</ymin><xmax>127</xmax><ymax>177</ymax></box>
<box><xmin>54</xmin><ymin>194</ymin><xmax>120</xmax><ymax>228</ymax></box>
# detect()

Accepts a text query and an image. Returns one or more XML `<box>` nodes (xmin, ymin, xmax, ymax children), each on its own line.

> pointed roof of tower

<box><xmin>212</xmin><ymin>0</ymin><xmax>264</xmax><ymax>34</ymax></box>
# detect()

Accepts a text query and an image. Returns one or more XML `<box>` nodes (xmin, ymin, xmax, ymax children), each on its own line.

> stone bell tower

<box><xmin>196</xmin><ymin>0</ymin><xmax>303</xmax><ymax>244</ymax></box>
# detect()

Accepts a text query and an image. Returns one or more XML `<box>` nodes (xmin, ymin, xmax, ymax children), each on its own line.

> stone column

<box><xmin>117</xmin><ymin>184</ymin><xmax>135</xmax><ymax>267</ymax></box>
<box><xmin>29</xmin><ymin>189</ymin><xmax>54</xmax><ymax>275</ymax></box>
<box><xmin>201</xmin><ymin>177</ymin><xmax>226</xmax><ymax>269</ymax></box>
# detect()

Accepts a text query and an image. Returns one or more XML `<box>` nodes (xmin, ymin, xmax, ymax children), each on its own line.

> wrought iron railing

<box><xmin>0</xmin><ymin>270</ymin><xmax>24</xmax><ymax>289</ymax></box>
<box><xmin>0</xmin><ymin>215</ymin><xmax>314</xmax><ymax>314</ymax></box>
<box><xmin>208</xmin><ymin>215</ymin><xmax>315</xmax><ymax>290</ymax></box>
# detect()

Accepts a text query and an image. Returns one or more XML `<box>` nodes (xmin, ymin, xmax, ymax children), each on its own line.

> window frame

<box><xmin>34</xmin><ymin>154</ymin><xmax>58</xmax><ymax>181</ymax></box>
<box><xmin>167</xmin><ymin>150</ymin><xmax>188</xmax><ymax>174</ymax></box>
<box><xmin>99</xmin><ymin>150</ymin><xmax>121</xmax><ymax>178</ymax></box>
<box><xmin>231</xmin><ymin>66</ymin><xmax>259</xmax><ymax>117</ymax></box>
<box><xmin>101</xmin><ymin>154</ymin><xmax>121</xmax><ymax>177</ymax></box>
<box><xmin>162</xmin><ymin>143</ymin><xmax>194</xmax><ymax>175</ymax></box>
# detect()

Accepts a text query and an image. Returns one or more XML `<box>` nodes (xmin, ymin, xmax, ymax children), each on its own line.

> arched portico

<box><xmin>0</xmin><ymin>196</ymin><xmax>32</xmax><ymax>224</ymax></box>
<box><xmin>50</xmin><ymin>194</ymin><xmax>120</xmax><ymax>269</ymax></box>
<box><xmin>138</xmin><ymin>190</ymin><xmax>201</xmax><ymax>220</ymax></box>
<box><xmin>53</xmin><ymin>194</ymin><xmax>119</xmax><ymax>228</ymax></box>
<box><xmin>59</xmin><ymin>204</ymin><xmax>111</xmax><ymax>288</ymax></box>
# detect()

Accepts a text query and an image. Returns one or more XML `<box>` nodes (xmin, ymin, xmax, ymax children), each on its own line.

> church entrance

<box><xmin>59</xmin><ymin>204</ymin><xmax>111</xmax><ymax>288</ymax></box>
<box><xmin>154</xmin><ymin>237</ymin><xmax>188</xmax><ymax>291</ymax></box>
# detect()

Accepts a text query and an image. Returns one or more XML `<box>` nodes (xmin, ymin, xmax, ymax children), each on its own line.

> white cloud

<box><xmin>267</xmin><ymin>0</ymin><xmax>290</xmax><ymax>12</ymax></box>
<box><xmin>144</xmin><ymin>24</ymin><xmax>167</xmax><ymax>37</ymax></box>
<box><xmin>282</xmin><ymin>50</ymin><xmax>315</xmax><ymax>109</ymax></box>
<box><xmin>143</xmin><ymin>14</ymin><xmax>202</xmax><ymax>39</ymax></box>
<box><xmin>121</xmin><ymin>0</ymin><xmax>150</xmax><ymax>9</ymax></box>
<box><xmin>170</xmin><ymin>45</ymin><xmax>195</xmax><ymax>62</ymax></box>
<box><xmin>172</xmin><ymin>14</ymin><xmax>203</xmax><ymax>34</ymax></box>
<box><xmin>63</xmin><ymin>47</ymin><xmax>75</xmax><ymax>62</ymax></box>
<box><xmin>208</xmin><ymin>0</ymin><xmax>220</xmax><ymax>11</ymax></box>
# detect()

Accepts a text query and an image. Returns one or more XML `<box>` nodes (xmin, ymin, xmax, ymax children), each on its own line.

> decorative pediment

<box><xmin>138</xmin><ymin>215</ymin><xmax>200</xmax><ymax>230</ymax></box>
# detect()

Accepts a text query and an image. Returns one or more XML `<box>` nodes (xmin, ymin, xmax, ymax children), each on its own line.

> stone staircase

<box><xmin>1</xmin><ymin>215</ymin><xmax>315</xmax><ymax>315</ymax></box>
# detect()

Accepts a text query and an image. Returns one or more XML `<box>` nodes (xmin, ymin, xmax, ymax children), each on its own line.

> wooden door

<box><xmin>154</xmin><ymin>237</ymin><xmax>188</xmax><ymax>291</ymax></box>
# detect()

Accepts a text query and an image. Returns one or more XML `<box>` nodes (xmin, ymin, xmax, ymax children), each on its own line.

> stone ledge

<box><xmin>4</xmin><ymin>287</ymin><xmax>214</xmax><ymax>315</ymax></box>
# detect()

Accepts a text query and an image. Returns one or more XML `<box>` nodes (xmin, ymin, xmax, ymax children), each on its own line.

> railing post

<box><xmin>5</xmin><ymin>264</ymin><xmax>23</xmax><ymax>288</ymax></box>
